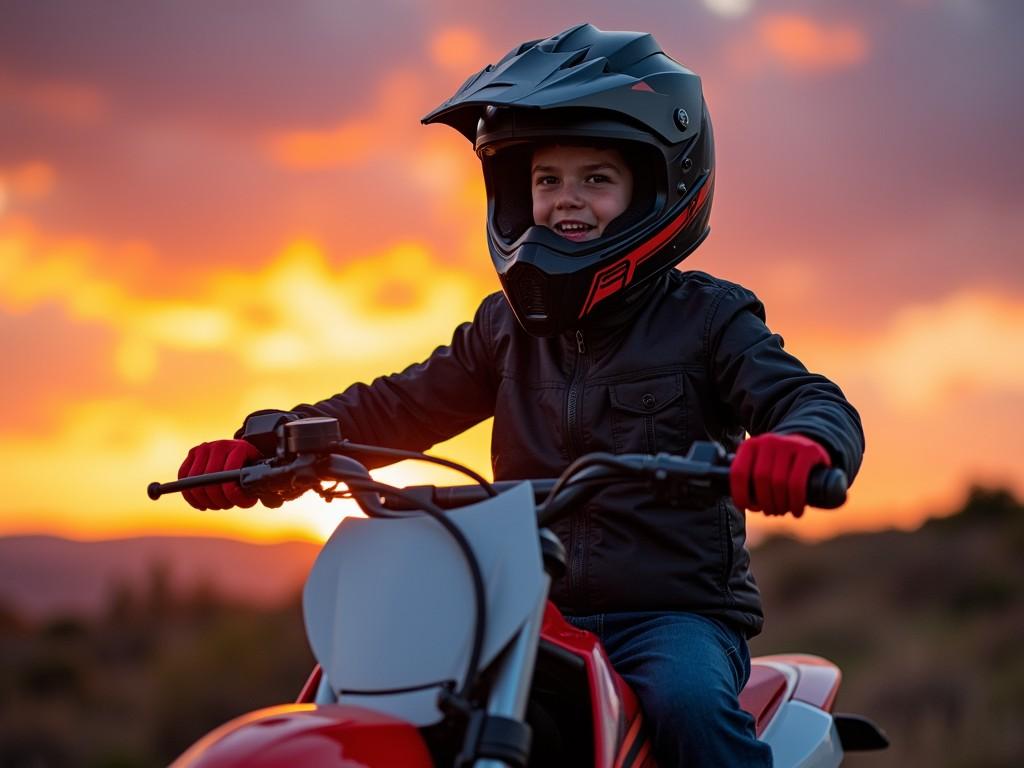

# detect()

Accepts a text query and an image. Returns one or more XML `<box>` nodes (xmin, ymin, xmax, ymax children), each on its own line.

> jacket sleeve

<box><xmin>239</xmin><ymin>297</ymin><xmax>500</xmax><ymax>469</ymax></box>
<box><xmin>707</xmin><ymin>285</ymin><xmax>865</xmax><ymax>480</ymax></box>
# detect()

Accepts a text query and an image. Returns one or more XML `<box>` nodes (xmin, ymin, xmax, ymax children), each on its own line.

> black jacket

<box><xmin>246</xmin><ymin>270</ymin><xmax>864</xmax><ymax>637</ymax></box>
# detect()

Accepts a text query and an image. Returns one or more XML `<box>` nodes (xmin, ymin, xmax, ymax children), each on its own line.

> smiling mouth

<box><xmin>555</xmin><ymin>221</ymin><xmax>596</xmax><ymax>235</ymax></box>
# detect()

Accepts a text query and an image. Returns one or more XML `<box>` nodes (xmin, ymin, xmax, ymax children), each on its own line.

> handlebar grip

<box><xmin>806</xmin><ymin>467</ymin><xmax>848</xmax><ymax>509</ymax></box>
<box><xmin>147</xmin><ymin>470</ymin><xmax>243</xmax><ymax>500</ymax></box>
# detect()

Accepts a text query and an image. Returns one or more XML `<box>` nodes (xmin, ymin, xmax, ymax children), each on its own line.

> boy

<box><xmin>180</xmin><ymin>24</ymin><xmax>863</xmax><ymax>766</ymax></box>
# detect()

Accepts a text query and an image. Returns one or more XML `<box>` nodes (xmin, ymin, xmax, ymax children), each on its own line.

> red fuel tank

<box><xmin>172</xmin><ymin>703</ymin><xmax>434</xmax><ymax>768</ymax></box>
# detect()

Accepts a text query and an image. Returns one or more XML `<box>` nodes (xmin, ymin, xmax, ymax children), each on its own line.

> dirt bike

<box><xmin>148</xmin><ymin>415</ymin><xmax>888</xmax><ymax>767</ymax></box>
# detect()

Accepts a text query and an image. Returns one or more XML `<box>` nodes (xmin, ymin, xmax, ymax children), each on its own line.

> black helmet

<box><xmin>422</xmin><ymin>23</ymin><xmax>715</xmax><ymax>337</ymax></box>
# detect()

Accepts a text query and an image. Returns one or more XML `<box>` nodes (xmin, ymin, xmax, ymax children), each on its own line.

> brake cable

<box><xmin>542</xmin><ymin>453</ymin><xmax>639</xmax><ymax>503</ymax></box>
<box><xmin>332</xmin><ymin>441</ymin><xmax>497</xmax><ymax>497</ymax></box>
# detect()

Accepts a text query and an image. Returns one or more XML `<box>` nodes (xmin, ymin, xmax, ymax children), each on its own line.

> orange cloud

<box><xmin>0</xmin><ymin>161</ymin><xmax>56</xmax><ymax>202</ymax></box>
<box><xmin>0</xmin><ymin>217</ymin><xmax>489</xmax><ymax>382</ymax></box>
<box><xmin>0</xmin><ymin>161</ymin><xmax>56</xmax><ymax>216</ymax></box>
<box><xmin>0</xmin><ymin>217</ymin><xmax>117</xmax><ymax>317</ymax></box>
<box><xmin>0</xmin><ymin>218</ymin><xmax>497</xmax><ymax>542</ymax></box>
<box><xmin>271</xmin><ymin>120</ymin><xmax>376</xmax><ymax>169</ymax></box>
<box><xmin>269</xmin><ymin>71</ymin><xmax>425</xmax><ymax>170</ymax></box>
<box><xmin>265</xmin><ymin>61</ymin><xmax>485</xmax><ymax>216</ymax></box>
<box><xmin>736</xmin><ymin>14</ymin><xmax>869</xmax><ymax>74</ymax></box>
<box><xmin>0</xmin><ymin>69</ymin><xmax>106</xmax><ymax>123</ymax></box>
<box><xmin>430</xmin><ymin>26</ymin><xmax>485</xmax><ymax>74</ymax></box>
<box><xmin>861</xmin><ymin>293</ymin><xmax>1024</xmax><ymax>408</ymax></box>
<box><xmin>759</xmin><ymin>14</ymin><xmax>868</xmax><ymax>72</ymax></box>
<box><xmin>802</xmin><ymin>291</ymin><xmax>1024</xmax><ymax>412</ymax></box>
<box><xmin>264</xmin><ymin>61</ymin><xmax>487</xmax><ymax>271</ymax></box>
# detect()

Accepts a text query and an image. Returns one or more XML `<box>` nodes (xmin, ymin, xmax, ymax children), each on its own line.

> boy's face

<box><xmin>531</xmin><ymin>145</ymin><xmax>634</xmax><ymax>243</ymax></box>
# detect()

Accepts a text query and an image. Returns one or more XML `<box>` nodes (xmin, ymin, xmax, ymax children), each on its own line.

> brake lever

<box><xmin>239</xmin><ymin>454</ymin><xmax>323</xmax><ymax>506</ymax></box>
<box><xmin>625</xmin><ymin>443</ymin><xmax>732</xmax><ymax>508</ymax></box>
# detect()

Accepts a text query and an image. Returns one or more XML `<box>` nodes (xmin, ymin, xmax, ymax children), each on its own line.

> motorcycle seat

<box><xmin>739</xmin><ymin>663</ymin><xmax>788</xmax><ymax>736</ymax></box>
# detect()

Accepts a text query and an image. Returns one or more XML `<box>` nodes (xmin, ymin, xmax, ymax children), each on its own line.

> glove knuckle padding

<box><xmin>729</xmin><ymin>443</ymin><xmax>754</xmax><ymax>509</ymax></box>
<box><xmin>769</xmin><ymin>451</ymin><xmax>791</xmax><ymax>515</ymax></box>
<box><xmin>753</xmin><ymin>455</ymin><xmax>774</xmax><ymax>509</ymax></box>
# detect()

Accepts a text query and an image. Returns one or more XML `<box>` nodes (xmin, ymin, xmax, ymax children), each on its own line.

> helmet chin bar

<box><xmin>478</xmin><ymin>119</ymin><xmax>712</xmax><ymax>336</ymax></box>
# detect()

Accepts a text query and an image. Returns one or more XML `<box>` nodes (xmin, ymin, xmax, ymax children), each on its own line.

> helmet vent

<box><xmin>560</xmin><ymin>48</ymin><xmax>590</xmax><ymax>70</ymax></box>
<box><xmin>512</xmin><ymin>269</ymin><xmax>549</xmax><ymax>321</ymax></box>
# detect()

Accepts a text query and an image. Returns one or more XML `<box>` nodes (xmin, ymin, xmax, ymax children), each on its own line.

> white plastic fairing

<box><xmin>760</xmin><ymin>700</ymin><xmax>844</xmax><ymax>768</ymax></box>
<box><xmin>302</xmin><ymin>482</ymin><xmax>546</xmax><ymax>726</ymax></box>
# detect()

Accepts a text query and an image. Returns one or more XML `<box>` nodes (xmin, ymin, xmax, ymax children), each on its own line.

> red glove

<box><xmin>178</xmin><ymin>440</ymin><xmax>263</xmax><ymax>510</ymax></box>
<box><xmin>729</xmin><ymin>434</ymin><xmax>831</xmax><ymax>517</ymax></box>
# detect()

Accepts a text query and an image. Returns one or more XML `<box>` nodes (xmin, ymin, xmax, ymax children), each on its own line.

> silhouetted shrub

<box><xmin>928</xmin><ymin>485</ymin><xmax>1022</xmax><ymax>530</ymax></box>
<box><xmin>0</xmin><ymin>730</ymin><xmax>75</xmax><ymax>768</ymax></box>
<box><xmin>950</xmin><ymin>572</ymin><xmax>1017</xmax><ymax>617</ymax></box>
<box><xmin>18</xmin><ymin>655</ymin><xmax>85</xmax><ymax>699</ymax></box>
<box><xmin>43</xmin><ymin>617</ymin><xmax>89</xmax><ymax>642</ymax></box>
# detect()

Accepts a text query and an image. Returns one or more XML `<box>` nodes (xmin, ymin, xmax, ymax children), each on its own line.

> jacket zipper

<box><xmin>722</xmin><ymin>499</ymin><xmax>735</xmax><ymax>595</ymax></box>
<box><xmin>566</xmin><ymin>329</ymin><xmax>588</xmax><ymax>607</ymax></box>
<box><xmin>566</xmin><ymin>330</ymin><xmax>586</xmax><ymax>457</ymax></box>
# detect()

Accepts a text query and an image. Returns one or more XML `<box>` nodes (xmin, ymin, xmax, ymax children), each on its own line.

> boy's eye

<box><xmin>534</xmin><ymin>175</ymin><xmax>559</xmax><ymax>186</ymax></box>
<box><xmin>586</xmin><ymin>174</ymin><xmax>611</xmax><ymax>184</ymax></box>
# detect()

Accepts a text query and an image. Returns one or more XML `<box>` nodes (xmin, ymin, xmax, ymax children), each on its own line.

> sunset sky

<box><xmin>1</xmin><ymin>0</ymin><xmax>1021</xmax><ymax>545</ymax></box>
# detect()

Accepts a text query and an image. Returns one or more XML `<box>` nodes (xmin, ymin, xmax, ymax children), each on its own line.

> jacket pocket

<box><xmin>609</xmin><ymin>374</ymin><xmax>686</xmax><ymax>454</ymax></box>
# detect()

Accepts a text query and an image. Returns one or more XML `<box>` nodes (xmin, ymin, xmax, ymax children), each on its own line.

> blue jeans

<box><xmin>563</xmin><ymin>611</ymin><xmax>773</xmax><ymax>767</ymax></box>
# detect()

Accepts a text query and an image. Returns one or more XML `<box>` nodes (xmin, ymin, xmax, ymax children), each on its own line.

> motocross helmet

<box><xmin>422</xmin><ymin>23</ymin><xmax>715</xmax><ymax>337</ymax></box>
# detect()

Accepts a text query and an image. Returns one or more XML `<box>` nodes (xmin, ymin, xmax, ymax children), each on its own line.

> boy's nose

<box><xmin>555</xmin><ymin>183</ymin><xmax>584</xmax><ymax>208</ymax></box>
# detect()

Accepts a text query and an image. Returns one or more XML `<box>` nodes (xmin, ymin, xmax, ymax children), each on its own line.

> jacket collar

<box><xmin>564</xmin><ymin>272</ymin><xmax>669</xmax><ymax>354</ymax></box>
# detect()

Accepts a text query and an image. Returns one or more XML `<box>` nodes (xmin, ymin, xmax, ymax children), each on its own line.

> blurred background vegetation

<box><xmin>0</xmin><ymin>568</ymin><xmax>314</xmax><ymax>768</ymax></box>
<box><xmin>1</xmin><ymin>486</ymin><xmax>1021</xmax><ymax>767</ymax></box>
<box><xmin>751</xmin><ymin>486</ymin><xmax>1024</xmax><ymax>768</ymax></box>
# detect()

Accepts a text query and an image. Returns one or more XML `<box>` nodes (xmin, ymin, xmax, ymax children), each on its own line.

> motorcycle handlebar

<box><xmin>808</xmin><ymin>465</ymin><xmax>848</xmax><ymax>509</ymax></box>
<box><xmin>148</xmin><ymin>445</ymin><xmax>848</xmax><ymax>512</ymax></box>
<box><xmin>383</xmin><ymin>463</ymin><xmax>847</xmax><ymax>511</ymax></box>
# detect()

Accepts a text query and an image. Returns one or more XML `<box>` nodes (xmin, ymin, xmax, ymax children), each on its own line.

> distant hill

<box><xmin>0</xmin><ymin>535</ymin><xmax>319</xmax><ymax>620</ymax></box>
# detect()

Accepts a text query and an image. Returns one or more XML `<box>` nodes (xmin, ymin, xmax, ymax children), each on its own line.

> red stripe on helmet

<box><xmin>578</xmin><ymin>172</ymin><xmax>713</xmax><ymax>319</ymax></box>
